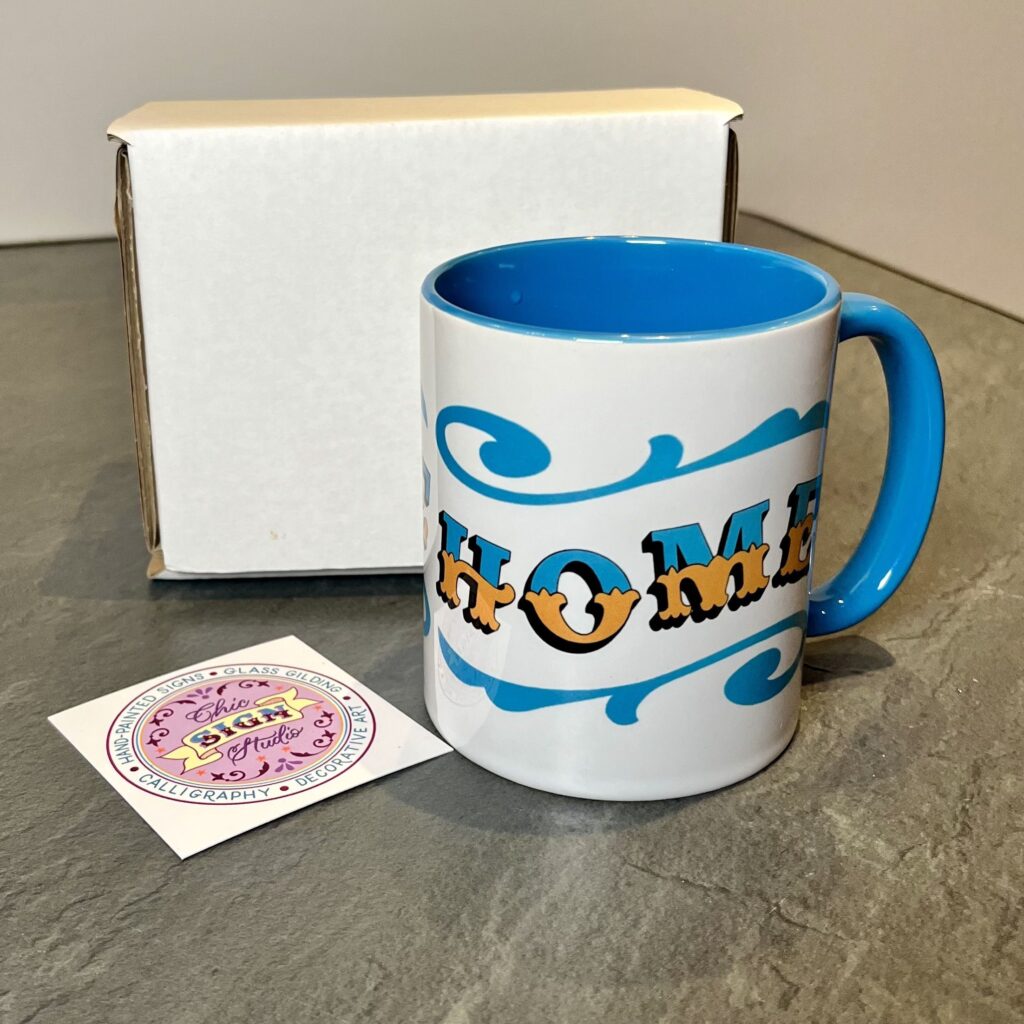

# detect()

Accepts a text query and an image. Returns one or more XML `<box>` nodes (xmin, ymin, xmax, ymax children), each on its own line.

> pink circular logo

<box><xmin>107</xmin><ymin>663</ymin><xmax>376</xmax><ymax>805</ymax></box>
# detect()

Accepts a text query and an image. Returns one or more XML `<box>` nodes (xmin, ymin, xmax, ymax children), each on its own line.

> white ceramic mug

<box><xmin>420</xmin><ymin>237</ymin><xmax>944</xmax><ymax>800</ymax></box>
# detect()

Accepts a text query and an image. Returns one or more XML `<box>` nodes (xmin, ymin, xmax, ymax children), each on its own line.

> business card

<box><xmin>49</xmin><ymin>635</ymin><xmax>451</xmax><ymax>858</ymax></box>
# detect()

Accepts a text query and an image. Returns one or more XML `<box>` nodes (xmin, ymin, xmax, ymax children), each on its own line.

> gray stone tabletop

<box><xmin>1</xmin><ymin>217</ymin><xmax>1021</xmax><ymax>1023</ymax></box>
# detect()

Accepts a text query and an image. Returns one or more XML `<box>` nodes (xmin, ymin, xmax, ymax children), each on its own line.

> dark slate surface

<box><xmin>2</xmin><ymin>217</ymin><xmax>1021</xmax><ymax>1022</ymax></box>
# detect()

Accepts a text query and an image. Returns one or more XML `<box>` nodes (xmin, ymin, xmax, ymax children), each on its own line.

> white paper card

<box><xmin>49</xmin><ymin>636</ymin><xmax>451</xmax><ymax>858</ymax></box>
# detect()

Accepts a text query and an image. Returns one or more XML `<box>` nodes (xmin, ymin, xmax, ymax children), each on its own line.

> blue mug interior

<box><xmin>425</xmin><ymin>236</ymin><xmax>840</xmax><ymax>340</ymax></box>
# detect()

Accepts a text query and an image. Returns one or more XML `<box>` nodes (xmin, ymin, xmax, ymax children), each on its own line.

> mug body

<box><xmin>421</xmin><ymin>237</ymin><xmax>841</xmax><ymax>800</ymax></box>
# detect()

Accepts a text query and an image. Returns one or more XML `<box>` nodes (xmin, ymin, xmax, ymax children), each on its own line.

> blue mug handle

<box><xmin>808</xmin><ymin>293</ymin><xmax>945</xmax><ymax>637</ymax></box>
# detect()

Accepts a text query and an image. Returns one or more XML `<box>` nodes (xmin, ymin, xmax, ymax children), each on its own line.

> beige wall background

<box><xmin>2</xmin><ymin>0</ymin><xmax>1021</xmax><ymax>316</ymax></box>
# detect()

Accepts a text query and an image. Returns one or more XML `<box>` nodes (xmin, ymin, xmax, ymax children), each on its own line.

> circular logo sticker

<box><xmin>106</xmin><ymin>663</ymin><xmax>376</xmax><ymax>805</ymax></box>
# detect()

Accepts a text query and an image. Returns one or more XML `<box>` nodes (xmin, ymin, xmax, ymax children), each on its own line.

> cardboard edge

<box><xmin>108</xmin><ymin>89</ymin><xmax>744</xmax><ymax>137</ymax></box>
<box><xmin>146</xmin><ymin>549</ymin><xmax>167</xmax><ymax>580</ymax></box>
<box><xmin>113</xmin><ymin>143</ymin><xmax>162</xmax><ymax>567</ymax></box>
<box><xmin>149</xmin><ymin>563</ymin><xmax>422</xmax><ymax>581</ymax></box>
<box><xmin>722</xmin><ymin>126</ymin><xmax>740</xmax><ymax>243</ymax></box>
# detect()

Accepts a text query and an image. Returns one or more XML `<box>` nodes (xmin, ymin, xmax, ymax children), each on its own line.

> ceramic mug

<box><xmin>420</xmin><ymin>236</ymin><xmax>943</xmax><ymax>800</ymax></box>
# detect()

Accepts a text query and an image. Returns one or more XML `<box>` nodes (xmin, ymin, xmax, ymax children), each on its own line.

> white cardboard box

<box><xmin>109</xmin><ymin>89</ymin><xmax>742</xmax><ymax>578</ymax></box>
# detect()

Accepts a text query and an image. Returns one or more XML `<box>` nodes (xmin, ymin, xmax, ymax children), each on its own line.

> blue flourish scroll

<box><xmin>435</xmin><ymin>403</ymin><xmax>828</xmax><ymax>506</ymax></box>
<box><xmin>437</xmin><ymin>611</ymin><xmax>806</xmax><ymax>723</ymax></box>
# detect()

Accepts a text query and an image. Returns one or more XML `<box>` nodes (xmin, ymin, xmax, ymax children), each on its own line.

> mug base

<box><xmin>426</xmin><ymin>705</ymin><xmax>799</xmax><ymax>802</ymax></box>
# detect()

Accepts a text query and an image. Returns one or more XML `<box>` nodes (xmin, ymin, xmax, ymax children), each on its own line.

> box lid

<box><xmin>109</xmin><ymin>89</ymin><xmax>742</xmax><ymax>139</ymax></box>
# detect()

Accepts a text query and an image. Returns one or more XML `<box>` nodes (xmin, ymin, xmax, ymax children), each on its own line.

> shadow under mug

<box><xmin>420</xmin><ymin>236</ymin><xmax>944</xmax><ymax>800</ymax></box>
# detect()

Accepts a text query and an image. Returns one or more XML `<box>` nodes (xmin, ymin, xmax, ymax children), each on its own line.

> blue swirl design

<box><xmin>423</xmin><ymin>581</ymin><xmax>432</xmax><ymax>637</ymax></box>
<box><xmin>437</xmin><ymin>611</ymin><xmax>806</xmax><ymax>724</ymax></box>
<box><xmin>436</xmin><ymin>403</ymin><xmax>828</xmax><ymax>505</ymax></box>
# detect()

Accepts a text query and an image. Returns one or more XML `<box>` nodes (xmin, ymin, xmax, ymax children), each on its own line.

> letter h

<box><xmin>436</xmin><ymin>511</ymin><xmax>516</xmax><ymax>633</ymax></box>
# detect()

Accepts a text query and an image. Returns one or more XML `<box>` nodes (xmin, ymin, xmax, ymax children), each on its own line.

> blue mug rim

<box><xmin>422</xmin><ymin>235</ymin><xmax>842</xmax><ymax>343</ymax></box>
